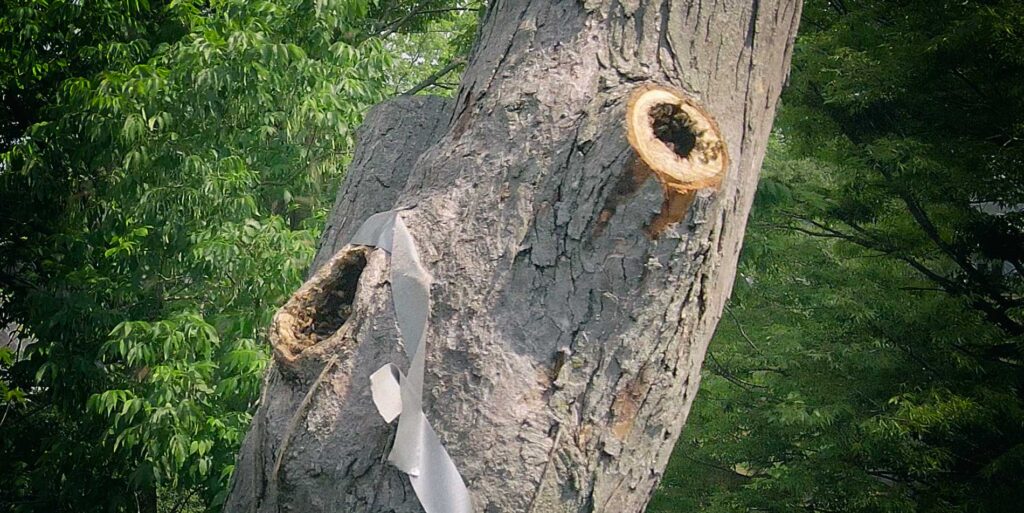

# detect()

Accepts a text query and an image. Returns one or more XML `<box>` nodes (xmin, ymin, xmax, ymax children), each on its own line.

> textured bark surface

<box><xmin>225</xmin><ymin>1</ymin><xmax>802</xmax><ymax>512</ymax></box>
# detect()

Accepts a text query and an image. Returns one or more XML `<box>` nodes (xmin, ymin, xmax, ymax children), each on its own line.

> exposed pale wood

<box><xmin>626</xmin><ymin>84</ymin><xmax>728</xmax><ymax>193</ymax></box>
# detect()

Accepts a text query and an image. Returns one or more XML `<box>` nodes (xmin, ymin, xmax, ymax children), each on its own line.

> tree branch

<box><xmin>772</xmin><ymin>212</ymin><xmax>1024</xmax><ymax>336</ymax></box>
<box><xmin>707</xmin><ymin>351</ymin><xmax>767</xmax><ymax>391</ymax></box>
<box><xmin>724</xmin><ymin>304</ymin><xmax>764</xmax><ymax>355</ymax></box>
<box><xmin>401</xmin><ymin>57</ymin><xmax>467</xmax><ymax>96</ymax></box>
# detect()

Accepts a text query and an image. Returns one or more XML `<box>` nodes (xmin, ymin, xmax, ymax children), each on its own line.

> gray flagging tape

<box><xmin>350</xmin><ymin>210</ymin><xmax>472</xmax><ymax>513</ymax></box>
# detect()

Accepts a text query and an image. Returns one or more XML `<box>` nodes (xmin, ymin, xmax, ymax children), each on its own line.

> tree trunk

<box><xmin>225</xmin><ymin>1</ymin><xmax>801</xmax><ymax>512</ymax></box>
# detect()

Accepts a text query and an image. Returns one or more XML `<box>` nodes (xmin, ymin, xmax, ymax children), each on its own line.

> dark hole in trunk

<box><xmin>650</xmin><ymin>103</ymin><xmax>697</xmax><ymax>159</ymax></box>
<box><xmin>308</xmin><ymin>250</ymin><xmax>367</xmax><ymax>341</ymax></box>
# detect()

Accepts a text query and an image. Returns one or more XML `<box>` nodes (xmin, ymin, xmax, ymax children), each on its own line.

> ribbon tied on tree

<box><xmin>349</xmin><ymin>210</ymin><xmax>471</xmax><ymax>513</ymax></box>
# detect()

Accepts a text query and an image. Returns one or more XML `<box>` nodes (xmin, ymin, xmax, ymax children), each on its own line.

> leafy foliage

<box><xmin>382</xmin><ymin>1</ymin><xmax>481</xmax><ymax>95</ymax></box>
<box><xmin>0</xmin><ymin>0</ymin><xmax>191</xmax><ymax>151</ymax></box>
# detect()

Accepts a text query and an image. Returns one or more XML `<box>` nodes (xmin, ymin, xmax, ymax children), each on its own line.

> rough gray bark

<box><xmin>225</xmin><ymin>1</ymin><xmax>802</xmax><ymax>512</ymax></box>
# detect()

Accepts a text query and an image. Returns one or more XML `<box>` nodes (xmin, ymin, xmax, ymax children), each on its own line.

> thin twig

<box><xmin>379</xmin><ymin>8</ymin><xmax>476</xmax><ymax>39</ymax></box>
<box><xmin>724</xmin><ymin>304</ymin><xmax>762</xmax><ymax>355</ymax></box>
<box><xmin>267</xmin><ymin>357</ymin><xmax>339</xmax><ymax>503</ymax></box>
<box><xmin>526</xmin><ymin>423</ymin><xmax>563</xmax><ymax>513</ymax></box>
<box><xmin>679</xmin><ymin>453</ymin><xmax>754</xmax><ymax>480</ymax></box>
<box><xmin>706</xmin><ymin>351</ymin><xmax>766</xmax><ymax>390</ymax></box>
<box><xmin>401</xmin><ymin>57</ymin><xmax>467</xmax><ymax>96</ymax></box>
<box><xmin>169</xmin><ymin>487</ymin><xmax>197</xmax><ymax>513</ymax></box>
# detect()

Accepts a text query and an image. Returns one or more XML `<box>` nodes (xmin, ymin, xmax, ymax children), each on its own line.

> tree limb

<box><xmin>401</xmin><ymin>57</ymin><xmax>467</xmax><ymax>96</ymax></box>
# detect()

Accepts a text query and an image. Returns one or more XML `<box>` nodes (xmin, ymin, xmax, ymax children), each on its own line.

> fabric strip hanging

<box><xmin>349</xmin><ymin>210</ymin><xmax>472</xmax><ymax>513</ymax></box>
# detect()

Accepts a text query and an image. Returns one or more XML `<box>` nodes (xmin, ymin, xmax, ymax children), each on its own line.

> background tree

<box><xmin>650</xmin><ymin>0</ymin><xmax>1024</xmax><ymax>511</ymax></box>
<box><xmin>0</xmin><ymin>0</ymin><xmax>191</xmax><ymax>152</ymax></box>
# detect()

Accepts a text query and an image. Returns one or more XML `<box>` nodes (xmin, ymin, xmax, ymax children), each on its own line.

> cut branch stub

<box><xmin>626</xmin><ymin>84</ymin><xmax>729</xmax><ymax>193</ymax></box>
